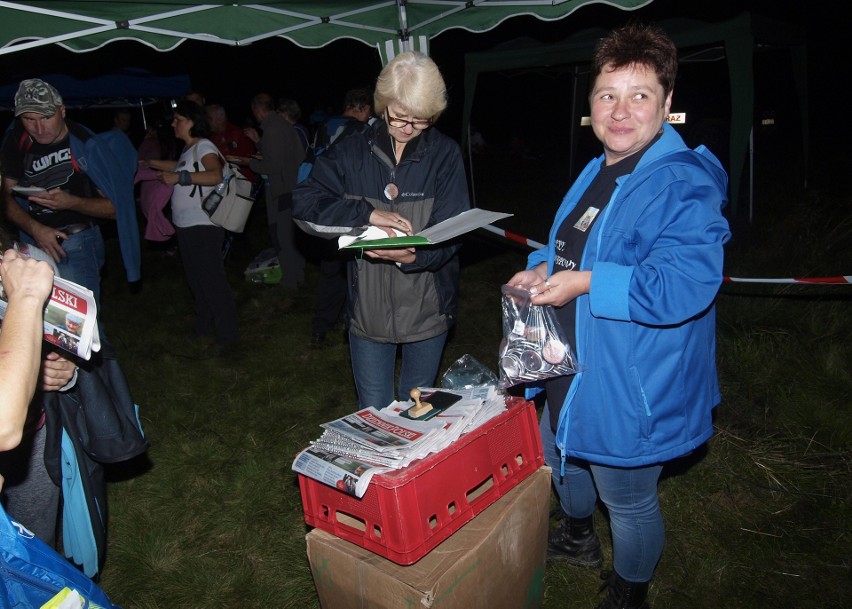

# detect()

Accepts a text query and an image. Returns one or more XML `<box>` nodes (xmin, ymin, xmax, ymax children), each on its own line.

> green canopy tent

<box><xmin>0</xmin><ymin>0</ymin><xmax>651</xmax><ymax>64</ymax></box>
<box><xmin>461</xmin><ymin>12</ymin><xmax>809</xmax><ymax>217</ymax></box>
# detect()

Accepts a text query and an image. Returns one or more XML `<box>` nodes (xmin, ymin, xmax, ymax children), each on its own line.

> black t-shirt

<box><xmin>2</xmin><ymin>123</ymin><xmax>99</xmax><ymax>229</ymax></box>
<box><xmin>545</xmin><ymin>134</ymin><xmax>660</xmax><ymax>431</ymax></box>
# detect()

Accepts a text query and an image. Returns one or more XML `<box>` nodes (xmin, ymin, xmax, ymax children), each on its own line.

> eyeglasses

<box><xmin>386</xmin><ymin>112</ymin><xmax>432</xmax><ymax>130</ymax></box>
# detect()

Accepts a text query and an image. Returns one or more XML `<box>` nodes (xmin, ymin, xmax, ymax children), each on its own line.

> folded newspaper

<box><xmin>0</xmin><ymin>273</ymin><xmax>100</xmax><ymax>361</ymax></box>
<box><xmin>292</xmin><ymin>385</ymin><xmax>506</xmax><ymax>498</ymax></box>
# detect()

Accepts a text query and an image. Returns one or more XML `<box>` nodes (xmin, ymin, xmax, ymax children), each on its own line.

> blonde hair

<box><xmin>374</xmin><ymin>51</ymin><xmax>447</xmax><ymax>122</ymax></box>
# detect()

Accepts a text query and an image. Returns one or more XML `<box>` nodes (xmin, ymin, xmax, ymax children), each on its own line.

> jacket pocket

<box><xmin>628</xmin><ymin>365</ymin><xmax>652</xmax><ymax>438</ymax></box>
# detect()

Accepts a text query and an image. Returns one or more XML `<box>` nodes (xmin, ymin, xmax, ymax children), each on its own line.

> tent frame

<box><xmin>461</xmin><ymin>12</ymin><xmax>808</xmax><ymax>216</ymax></box>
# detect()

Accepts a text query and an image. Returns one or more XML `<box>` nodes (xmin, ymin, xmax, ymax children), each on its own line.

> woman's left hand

<box><xmin>365</xmin><ymin>247</ymin><xmax>416</xmax><ymax>264</ymax></box>
<box><xmin>369</xmin><ymin>210</ymin><xmax>412</xmax><ymax>236</ymax></box>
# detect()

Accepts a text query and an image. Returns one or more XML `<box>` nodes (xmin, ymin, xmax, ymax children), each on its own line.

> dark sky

<box><xmin>0</xmin><ymin>0</ymin><xmax>834</xmax><ymax>143</ymax></box>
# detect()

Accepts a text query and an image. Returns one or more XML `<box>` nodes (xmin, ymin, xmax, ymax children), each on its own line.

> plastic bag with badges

<box><xmin>498</xmin><ymin>284</ymin><xmax>581</xmax><ymax>388</ymax></box>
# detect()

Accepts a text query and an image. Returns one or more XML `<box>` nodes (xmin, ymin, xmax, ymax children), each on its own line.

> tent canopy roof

<box><xmin>0</xmin><ymin>0</ymin><xmax>650</xmax><ymax>62</ymax></box>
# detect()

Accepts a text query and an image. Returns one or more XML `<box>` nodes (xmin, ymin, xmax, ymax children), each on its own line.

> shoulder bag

<box><xmin>195</xmin><ymin>146</ymin><xmax>255</xmax><ymax>233</ymax></box>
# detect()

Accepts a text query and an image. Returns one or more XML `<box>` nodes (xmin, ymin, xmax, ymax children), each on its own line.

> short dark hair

<box><xmin>174</xmin><ymin>99</ymin><xmax>211</xmax><ymax>138</ymax></box>
<box><xmin>591</xmin><ymin>21</ymin><xmax>678</xmax><ymax>96</ymax></box>
<box><xmin>251</xmin><ymin>93</ymin><xmax>274</xmax><ymax>112</ymax></box>
<box><xmin>276</xmin><ymin>98</ymin><xmax>301</xmax><ymax>121</ymax></box>
<box><xmin>343</xmin><ymin>87</ymin><xmax>372</xmax><ymax>111</ymax></box>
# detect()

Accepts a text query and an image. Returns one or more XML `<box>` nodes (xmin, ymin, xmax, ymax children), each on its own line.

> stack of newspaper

<box><xmin>0</xmin><ymin>270</ymin><xmax>100</xmax><ymax>361</ymax></box>
<box><xmin>292</xmin><ymin>385</ymin><xmax>506</xmax><ymax>498</ymax></box>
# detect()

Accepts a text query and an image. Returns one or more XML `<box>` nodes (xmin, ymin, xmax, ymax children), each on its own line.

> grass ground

<box><xmin>92</xmin><ymin>140</ymin><xmax>850</xmax><ymax>608</ymax></box>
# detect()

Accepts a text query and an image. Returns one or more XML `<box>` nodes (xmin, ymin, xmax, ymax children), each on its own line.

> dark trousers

<box><xmin>312</xmin><ymin>243</ymin><xmax>348</xmax><ymax>335</ymax></box>
<box><xmin>176</xmin><ymin>224</ymin><xmax>238</xmax><ymax>345</ymax></box>
<box><xmin>267</xmin><ymin>192</ymin><xmax>305</xmax><ymax>289</ymax></box>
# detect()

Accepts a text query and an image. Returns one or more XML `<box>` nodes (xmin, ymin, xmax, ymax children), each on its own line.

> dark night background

<box><xmin>0</xmin><ymin>0</ymin><xmax>843</xmax><ymax>206</ymax></box>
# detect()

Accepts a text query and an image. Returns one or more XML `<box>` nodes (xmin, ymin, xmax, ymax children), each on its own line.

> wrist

<box><xmin>178</xmin><ymin>170</ymin><xmax>192</xmax><ymax>186</ymax></box>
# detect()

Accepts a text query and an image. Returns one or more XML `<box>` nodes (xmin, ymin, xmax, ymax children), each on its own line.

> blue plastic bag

<box><xmin>0</xmin><ymin>503</ymin><xmax>121</xmax><ymax>609</ymax></box>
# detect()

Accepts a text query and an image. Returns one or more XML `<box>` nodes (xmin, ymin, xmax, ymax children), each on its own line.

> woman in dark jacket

<box><xmin>293</xmin><ymin>51</ymin><xmax>470</xmax><ymax>409</ymax></box>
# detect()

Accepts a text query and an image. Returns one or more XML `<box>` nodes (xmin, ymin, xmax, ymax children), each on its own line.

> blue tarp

<box><xmin>0</xmin><ymin>67</ymin><xmax>189</xmax><ymax>110</ymax></box>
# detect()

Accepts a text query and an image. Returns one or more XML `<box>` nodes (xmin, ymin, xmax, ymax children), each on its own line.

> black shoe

<box><xmin>595</xmin><ymin>571</ymin><xmax>650</xmax><ymax>609</ymax></box>
<box><xmin>547</xmin><ymin>514</ymin><xmax>603</xmax><ymax>568</ymax></box>
<box><xmin>310</xmin><ymin>332</ymin><xmax>326</xmax><ymax>345</ymax></box>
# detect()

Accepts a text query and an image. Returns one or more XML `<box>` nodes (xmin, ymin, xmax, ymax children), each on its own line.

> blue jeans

<box><xmin>540</xmin><ymin>402</ymin><xmax>665</xmax><ymax>582</ymax></box>
<box><xmin>23</xmin><ymin>226</ymin><xmax>105</xmax><ymax>309</ymax></box>
<box><xmin>349</xmin><ymin>331</ymin><xmax>448</xmax><ymax>409</ymax></box>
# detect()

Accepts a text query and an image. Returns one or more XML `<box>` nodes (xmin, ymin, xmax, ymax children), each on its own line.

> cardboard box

<box><xmin>306</xmin><ymin>465</ymin><xmax>551</xmax><ymax>609</ymax></box>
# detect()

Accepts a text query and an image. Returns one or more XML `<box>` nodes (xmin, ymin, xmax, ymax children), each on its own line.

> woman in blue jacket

<box><xmin>507</xmin><ymin>23</ymin><xmax>730</xmax><ymax>609</ymax></box>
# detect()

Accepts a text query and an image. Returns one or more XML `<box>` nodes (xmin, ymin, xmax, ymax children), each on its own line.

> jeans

<box><xmin>349</xmin><ymin>331</ymin><xmax>448</xmax><ymax>409</ymax></box>
<box><xmin>540</xmin><ymin>402</ymin><xmax>665</xmax><ymax>582</ymax></box>
<box><xmin>23</xmin><ymin>225</ymin><xmax>105</xmax><ymax>309</ymax></box>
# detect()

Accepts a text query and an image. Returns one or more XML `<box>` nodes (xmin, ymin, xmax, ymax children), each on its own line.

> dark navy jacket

<box><xmin>293</xmin><ymin>120</ymin><xmax>470</xmax><ymax>343</ymax></box>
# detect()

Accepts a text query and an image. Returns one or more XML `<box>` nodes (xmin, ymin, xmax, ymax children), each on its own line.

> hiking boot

<box><xmin>547</xmin><ymin>514</ymin><xmax>603</xmax><ymax>568</ymax></box>
<box><xmin>595</xmin><ymin>571</ymin><xmax>650</xmax><ymax>609</ymax></box>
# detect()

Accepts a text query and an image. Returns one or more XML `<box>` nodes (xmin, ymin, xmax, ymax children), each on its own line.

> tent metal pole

<box><xmin>467</xmin><ymin>122</ymin><xmax>477</xmax><ymax>208</ymax></box>
<box><xmin>749</xmin><ymin>126</ymin><xmax>753</xmax><ymax>224</ymax></box>
<box><xmin>569</xmin><ymin>65</ymin><xmax>579</xmax><ymax>181</ymax></box>
<box><xmin>139</xmin><ymin>98</ymin><xmax>147</xmax><ymax>131</ymax></box>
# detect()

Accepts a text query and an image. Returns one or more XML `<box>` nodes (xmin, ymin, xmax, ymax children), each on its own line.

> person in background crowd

<box><xmin>184</xmin><ymin>88</ymin><xmax>206</xmax><ymax>107</ymax></box>
<box><xmin>293</xmin><ymin>52</ymin><xmax>470</xmax><ymax>409</ymax></box>
<box><xmin>312</xmin><ymin>87</ymin><xmax>373</xmax><ymax>149</ymax></box>
<box><xmin>206</xmin><ymin>104</ymin><xmax>256</xmax><ymax>181</ymax></box>
<box><xmin>111</xmin><ymin>109</ymin><xmax>132</xmax><ymax>136</ymax></box>
<box><xmin>505</xmin><ymin>22</ymin><xmax>730</xmax><ymax>609</ymax></box>
<box><xmin>141</xmin><ymin>100</ymin><xmax>238</xmax><ymax>351</ymax></box>
<box><xmin>0</xmin><ymin>78</ymin><xmax>140</xmax><ymax>307</ymax></box>
<box><xmin>135</xmin><ymin>118</ymin><xmax>177</xmax><ymax>247</ymax></box>
<box><xmin>232</xmin><ymin>93</ymin><xmax>305</xmax><ymax>289</ymax></box>
<box><xmin>276</xmin><ymin>98</ymin><xmax>310</xmax><ymax>153</ymax></box>
<box><xmin>306</xmin><ymin>87</ymin><xmax>374</xmax><ymax>346</ymax></box>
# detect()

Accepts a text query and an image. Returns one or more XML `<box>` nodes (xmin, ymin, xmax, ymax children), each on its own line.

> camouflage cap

<box><xmin>14</xmin><ymin>78</ymin><xmax>63</xmax><ymax>117</ymax></box>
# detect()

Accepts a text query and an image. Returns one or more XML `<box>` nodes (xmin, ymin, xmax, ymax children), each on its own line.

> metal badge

<box><xmin>384</xmin><ymin>182</ymin><xmax>399</xmax><ymax>200</ymax></box>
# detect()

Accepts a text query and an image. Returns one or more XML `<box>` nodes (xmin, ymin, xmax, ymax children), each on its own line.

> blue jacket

<box><xmin>70</xmin><ymin>127</ymin><xmax>141</xmax><ymax>283</ymax></box>
<box><xmin>529</xmin><ymin>124</ymin><xmax>731</xmax><ymax>468</ymax></box>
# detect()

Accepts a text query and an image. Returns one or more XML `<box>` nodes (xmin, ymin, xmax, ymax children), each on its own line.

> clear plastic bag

<box><xmin>498</xmin><ymin>284</ymin><xmax>581</xmax><ymax>388</ymax></box>
<box><xmin>440</xmin><ymin>354</ymin><xmax>499</xmax><ymax>390</ymax></box>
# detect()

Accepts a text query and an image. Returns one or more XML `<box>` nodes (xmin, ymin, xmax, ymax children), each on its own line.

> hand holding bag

<box><xmin>498</xmin><ymin>284</ymin><xmax>581</xmax><ymax>388</ymax></box>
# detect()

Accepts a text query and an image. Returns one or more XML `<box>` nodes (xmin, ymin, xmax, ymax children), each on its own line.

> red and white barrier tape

<box><xmin>481</xmin><ymin>224</ymin><xmax>546</xmax><ymax>250</ymax></box>
<box><xmin>479</xmin><ymin>226</ymin><xmax>851</xmax><ymax>286</ymax></box>
<box><xmin>723</xmin><ymin>276</ymin><xmax>852</xmax><ymax>285</ymax></box>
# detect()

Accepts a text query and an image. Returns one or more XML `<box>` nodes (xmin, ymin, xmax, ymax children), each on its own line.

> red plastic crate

<box><xmin>298</xmin><ymin>397</ymin><xmax>544</xmax><ymax>565</ymax></box>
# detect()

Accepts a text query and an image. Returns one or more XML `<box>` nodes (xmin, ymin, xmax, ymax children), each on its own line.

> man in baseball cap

<box><xmin>13</xmin><ymin>78</ymin><xmax>64</xmax><ymax>118</ymax></box>
<box><xmin>1</xmin><ymin>77</ymin><xmax>116</xmax><ymax>303</ymax></box>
